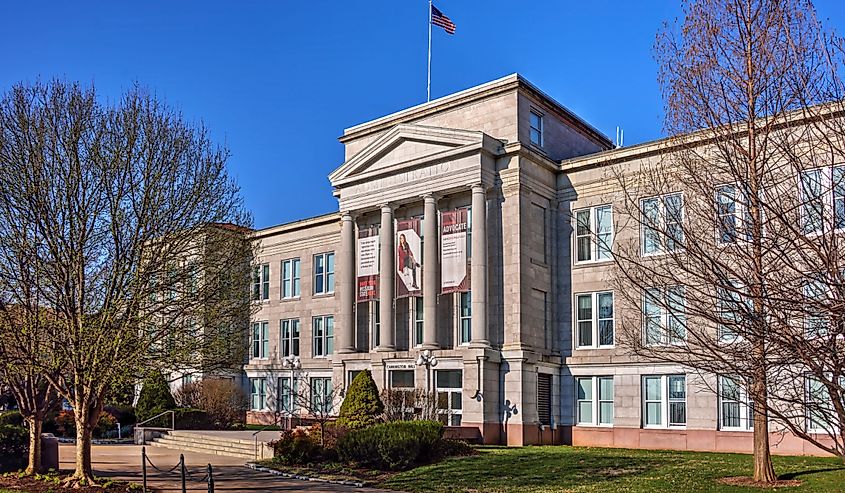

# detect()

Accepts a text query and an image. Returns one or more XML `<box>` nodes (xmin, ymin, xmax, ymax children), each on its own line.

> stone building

<box><xmin>242</xmin><ymin>74</ymin><xmax>834</xmax><ymax>455</ymax></box>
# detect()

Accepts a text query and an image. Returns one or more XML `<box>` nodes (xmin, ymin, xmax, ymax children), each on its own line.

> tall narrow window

<box><xmin>414</xmin><ymin>297</ymin><xmax>424</xmax><ymax>346</ymax></box>
<box><xmin>251</xmin><ymin>321</ymin><xmax>269</xmax><ymax>359</ymax></box>
<box><xmin>801</xmin><ymin>169</ymin><xmax>825</xmax><ymax>234</ymax></box>
<box><xmin>529</xmin><ymin>110</ymin><xmax>543</xmax><ymax>147</ymax></box>
<box><xmin>575</xmin><ymin>292</ymin><xmax>614</xmax><ymax>348</ymax></box>
<box><xmin>282</xmin><ymin>258</ymin><xmax>301</xmax><ymax>298</ymax></box>
<box><xmin>641</xmin><ymin>193</ymin><xmax>684</xmax><ymax>254</ymax></box>
<box><xmin>312</xmin><ymin>315</ymin><xmax>334</xmax><ymax>357</ymax></box>
<box><xmin>575</xmin><ymin>205</ymin><xmax>613</xmax><ymax>263</ymax></box>
<box><xmin>459</xmin><ymin>292</ymin><xmax>472</xmax><ymax>344</ymax></box>
<box><xmin>643</xmin><ymin>286</ymin><xmax>686</xmax><ymax>345</ymax></box>
<box><xmin>718</xmin><ymin>282</ymin><xmax>748</xmax><ymax>342</ymax></box>
<box><xmin>576</xmin><ymin>376</ymin><xmax>614</xmax><ymax>426</ymax></box>
<box><xmin>435</xmin><ymin>370</ymin><xmax>463</xmax><ymax>426</ymax></box>
<box><xmin>249</xmin><ymin>378</ymin><xmax>266</xmax><ymax>411</ymax></box>
<box><xmin>280</xmin><ymin>319</ymin><xmax>300</xmax><ymax>357</ymax></box>
<box><xmin>252</xmin><ymin>264</ymin><xmax>270</xmax><ymax>301</ymax></box>
<box><xmin>576</xmin><ymin>377</ymin><xmax>593</xmax><ymax>425</ymax></box>
<box><xmin>278</xmin><ymin>376</ymin><xmax>298</xmax><ymax>413</ymax></box>
<box><xmin>372</xmin><ymin>301</ymin><xmax>380</xmax><ymax>348</ymax></box>
<box><xmin>719</xmin><ymin>376</ymin><xmax>752</xmax><ymax>430</ymax></box>
<box><xmin>804</xmin><ymin>278</ymin><xmax>829</xmax><ymax>338</ymax></box>
<box><xmin>314</xmin><ymin>252</ymin><xmax>335</xmax><ymax>295</ymax></box>
<box><xmin>311</xmin><ymin>377</ymin><xmax>333</xmax><ymax>414</ymax></box>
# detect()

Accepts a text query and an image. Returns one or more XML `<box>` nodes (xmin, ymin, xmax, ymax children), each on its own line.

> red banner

<box><xmin>396</xmin><ymin>218</ymin><xmax>422</xmax><ymax>298</ymax></box>
<box><xmin>357</xmin><ymin>226</ymin><xmax>380</xmax><ymax>302</ymax></box>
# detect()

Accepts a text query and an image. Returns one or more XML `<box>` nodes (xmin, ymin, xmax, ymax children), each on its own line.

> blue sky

<box><xmin>3</xmin><ymin>1</ymin><xmax>843</xmax><ymax>228</ymax></box>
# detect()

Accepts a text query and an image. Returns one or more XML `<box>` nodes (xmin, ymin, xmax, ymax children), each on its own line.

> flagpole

<box><xmin>427</xmin><ymin>0</ymin><xmax>432</xmax><ymax>102</ymax></box>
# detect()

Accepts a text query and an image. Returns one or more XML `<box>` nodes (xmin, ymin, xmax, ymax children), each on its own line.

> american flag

<box><xmin>431</xmin><ymin>5</ymin><xmax>456</xmax><ymax>35</ymax></box>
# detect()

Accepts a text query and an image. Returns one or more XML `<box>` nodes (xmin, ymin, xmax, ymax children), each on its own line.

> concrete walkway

<box><xmin>59</xmin><ymin>444</ymin><xmax>390</xmax><ymax>492</ymax></box>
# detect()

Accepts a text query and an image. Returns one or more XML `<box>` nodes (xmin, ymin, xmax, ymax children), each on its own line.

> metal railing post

<box><xmin>180</xmin><ymin>454</ymin><xmax>187</xmax><ymax>493</ymax></box>
<box><xmin>207</xmin><ymin>463</ymin><xmax>214</xmax><ymax>493</ymax></box>
<box><xmin>142</xmin><ymin>446</ymin><xmax>147</xmax><ymax>493</ymax></box>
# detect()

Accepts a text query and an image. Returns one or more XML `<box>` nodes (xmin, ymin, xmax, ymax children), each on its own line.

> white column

<box><xmin>377</xmin><ymin>204</ymin><xmax>396</xmax><ymax>351</ymax></box>
<box><xmin>469</xmin><ymin>184</ymin><xmax>490</xmax><ymax>348</ymax></box>
<box><xmin>422</xmin><ymin>193</ymin><xmax>439</xmax><ymax>349</ymax></box>
<box><xmin>338</xmin><ymin>212</ymin><xmax>356</xmax><ymax>353</ymax></box>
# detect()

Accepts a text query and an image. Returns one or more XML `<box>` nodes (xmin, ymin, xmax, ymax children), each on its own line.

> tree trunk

<box><xmin>751</xmin><ymin>376</ymin><xmax>777</xmax><ymax>483</ymax></box>
<box><xmin>68</xmin><ymin>418</ymin><xmax>97</xmax><ymax>485</ymax></box>
<box><xmin>24</xmin><ymin>417</ymin><xmax>42</xmax><ymax>475</ymax></box>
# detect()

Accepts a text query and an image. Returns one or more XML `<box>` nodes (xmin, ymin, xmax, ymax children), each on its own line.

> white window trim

<box><xmin>640</xmin><ymin>192</ymin><xmax>685</xmax><ymax>256</ymax></box>
<box><xmin>805</xmin><ymin>374</ymin><xmax>843</xmax><ymax>434</ymax></box>
<box><xmin>313</xmin><ymin>252</ymin><xmax>335</xmax><ymax>295</ymax></box>
<box><xmin>642</xmin><ymin>286</ymin><xmax>687</xmax><ymax>347</ymax></box>
<box><xmin>281</xmin><ymin>258</ymin><xmax>301</xmax><ymax>300</ymax></box>
<box><xmin>642</xmin><ymin>374</ymin><xmax>687</xmax><ymax>429</ymax></box>
<box><xmin>253</xmin><ymin>263</ymin><xmax>270</xmax><ymax>301</ymax></box>
<box><xmin>718</xmin><ymin>375</ymin><xmax>753</xmax><ymax>432</ymax></box>
<box><xmin>458</xmin><ymin>291</ymin><xmax>472</xmax><ymax>346</ymax></box>
<box><xmin>714</xmin><ymin>183</ymin><xmax>753</xmax><ymax>246</ymax></box>
<box><xmin>249</xmin><ymin>377</ymin><xmax>267</xmax><ymax>411</ymax></box>
<box><xmin>251</xmin><ymin>321</ymin><xmax>269</xmax><ymax>360</ymax></box>
<box><xmin>413</xmin><ymin>296</ymin><xmax>424</xmax><ymax>348</ymax></box>
<box><xmin>529</xmin><ymin>109</ymin><xmax>544</xmax><ymax>148</ymax></box>
<box><xmin>312</xmin><ymin>315</ymin><xmax>334</xmax><ymax>358</ymax></box>
<box><xmin>280</xmin><ymin>318</ymin><xmax>300</xmax><ymax>358</ymax></box>
<box><xmin>573</xmin><ymin>204</ymin><xmax>614</xmax><ymax>265</ymax></box>
<box><xmin>575</xmin><ymin>376</ymin><xmax>614</xmax><ymax>427</ymax></box>
<box><xmin>798</xmin><ymin>164</ymin><xmax>845</xmax><ymax>236</ymax></box>
<box><xmin>574</xmin><ymin>291</ymin><xmax>615</xmax><ymax>349</ymax></box>
<box><xmin>435</xmin><ymin>370</ymin><xmax>463</xmax><ymax>426</ymax></box>
<box><xmin>718</xmin><ymin>281</ymin><xmax>747</xmax><ymax>344</ymax></box>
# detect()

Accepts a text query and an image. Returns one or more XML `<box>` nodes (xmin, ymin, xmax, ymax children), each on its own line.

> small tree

<box><xmin>135</xmin><ymin>371</ymin><xmax>176</xmax><ymax>423</ymax></box>
<box><xmin>336</xmin><ymin>370</ymin><xmax>383</xmax><ymax>430</ymax></box>
<box><xmin>293</xmin><ymin>377</ymin><xmax>342</xmax><ymax>447</ymax></box>
<box><xmin>381</xmin><ymin>388</ymin><xmax>439</xmax><ymax>422</ymax></box>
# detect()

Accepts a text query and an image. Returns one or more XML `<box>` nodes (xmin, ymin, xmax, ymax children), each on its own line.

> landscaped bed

<box><xmin>0</xmin><ymin>471</ymin><xmax>143</xmax><ymax>492</ymax></box>
<box><xmin>262</xmin><ymin>445</ymin><xmax>845</xmax><ymax>492</ymax></box>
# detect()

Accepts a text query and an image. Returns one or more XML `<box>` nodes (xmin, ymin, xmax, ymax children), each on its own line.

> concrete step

<box><xmin>164</xmin><ymin>431</ymin><xmax>262</xmax><ymax>448</ymax></box>
<box><xmin>153</xmin><ymin>435</ymin><xmax>257</xmax><ymax>454</ymax></box>
<box><xmin>149</xmin><ymin>436</ymin><xmax>257</xmax><ymax>460</ymax></box>
<box><xmin>147</xmin><ymin>432</ymin><xmax>272</xmax><ymax>460</ymax></box>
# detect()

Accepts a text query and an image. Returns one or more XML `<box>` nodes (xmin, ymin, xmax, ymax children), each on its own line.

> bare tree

<box><xmin>604</xmin><ymin>0</ymin><xmax>845</xmax><ymax>482</ymax></box>
<box><xmin>0</xmin><ymin>79</ymin><xmax>252</xmax><ymax>485</ymax></box>
<box><xmin>380</xmin><ymin>388</ymin><xmax>439</xmax><ymax>422</ymax></box>
<box><xmin>292</xmin><ymin>376</ymin><xmax>342</xmax><ymax>447</ymax></box>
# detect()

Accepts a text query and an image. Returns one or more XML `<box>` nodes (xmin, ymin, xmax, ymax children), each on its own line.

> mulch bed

<box><xmin>0</xmin><ymin>473</ymin><xmax>144</xmax><ymax>492</ymax></box>
<box><xmin>717</xmin><ymin>476</ymin><xmax>803</xmax><ymax>488</ymax></box>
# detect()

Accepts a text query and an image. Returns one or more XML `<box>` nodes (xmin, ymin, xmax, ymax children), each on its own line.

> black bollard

<box><xmin>142</xmin><ymin>446</ymin><xmax>147</xmax><ymax>493</ymax></box>
<box><xmin>207</xmin><ymin>463</ymin><xmax>214</xmax><ymax>493</ymax></box>
<box><xmin>180</xmin><ymin>454</ymin><xmax>187</xmax><ymax>493</ymax></box>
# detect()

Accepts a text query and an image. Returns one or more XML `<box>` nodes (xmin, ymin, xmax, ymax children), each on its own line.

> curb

<box><xmin>245</xmin><ymin>462</ymin><xmax>366</xmax><ymax>488</ymax></box>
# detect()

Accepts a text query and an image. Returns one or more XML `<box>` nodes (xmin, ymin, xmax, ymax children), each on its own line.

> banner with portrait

<box><xmin>395</xmin><ymin>218</ymin><xmax>422</xmax><ymax>298</ymax></box>
<box><xmin>441</xmin><ymin>208</ymin><xmax>470</xmax><ymax>293</ymax></box>
<box><xmin>357</xmin><ymin>226</ymin><xmax>380</xmax><ymax>302</ymax></box>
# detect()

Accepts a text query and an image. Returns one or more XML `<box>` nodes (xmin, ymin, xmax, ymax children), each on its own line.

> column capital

<box><xmin>379</xmin><ymin>203</ymin><xmax>395</xmax><ymax>213</ymax></box>
<box><xmin>421</xmin><ymin>192</ymin><xmax>440</xmax><ymax>202</ymax></box>
<box><xmin>471</xmin><ymin>182</ymin><xmax>489</xmax><ymax>194</ymax></box>
<box><xmin>341</xmin><ymin>211</ymin><xmax>356</xmax><ymax>221</ymax></box>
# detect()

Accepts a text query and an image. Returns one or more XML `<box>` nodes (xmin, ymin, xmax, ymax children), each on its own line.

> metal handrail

<box><xmin>252</xmin><ymin>414</ymin><xmax>285</xmax><ymax>460</ymax></box>
<box><xmin>137</xmin><ymin>409</ymin><xmax>176</xmax><ymax>430</ymax></box>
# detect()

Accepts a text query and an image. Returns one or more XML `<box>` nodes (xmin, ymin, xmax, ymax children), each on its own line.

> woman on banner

<box><xmin>397</xmin><ymin>233</ymin><xmax>420</xmax><ymax>290</ymax></box>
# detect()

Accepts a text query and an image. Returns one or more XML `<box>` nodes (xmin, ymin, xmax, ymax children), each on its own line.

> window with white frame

<box><xmin>251</xmin><ymin>321</ymin><xmax>269</xmax><ymax>359</ymax></box>
<box><xmin>312</xmin><ymin>315</ymin><xmax>334</xmax><ymax>357</ymax></box>
<box><xmin>643</xmin><ymin>286</ymin><xmax>686</xmax><ymax>345</ymax></box>
<box><xmin>278</xmin><ymin>376</ymin><xmax>298</xmax><ymax>413</ymax></box>
<box><xmin>252</xmin><ymin>264</ymin><xmax>270</xmax><ymax>301</ymax></box>
<box><xmin>280</xmin><ymin>319</ymin><xmax>300</xmax><ymax>357</ymax></box>
<box><xmin>435</xmin><ymin>370</ymin><xmax>462</xmax><ymax>426</ymax></box>
<box><xmin>314</xmin><ymin>252</ymin><xmax>335</xmax><ymax>295</ymax></box>
<box><xmin>282</xmin><ymin>258</ymin><xmax>301</xmax><ymax>298</ymax></box>
<box><xmin>576</xmin><ymin>376</ymin><xmax>614</xmax><ymax>426</ymax></box>
<box><xmin>719</xmin><ymin>376</ymin><xmax>753</xmax><ymax>431</ymax></box>
<box><xmin>804</xmin><ymin>277</ymin><xmax>830</xmax><ymax>338</ymax></box>
<box><xmin>800</xmin><ymin>165</ymin><xmax>845</xmax><ymax>234</ymax></box>
<box><xmin>643</xmin><ymin>375</ymin><xmax>686</xmax><ymax>427</ymax></box>
<box><xmin>806</xmin><ymin>376</ymin><xmax>836</xmax><ymax>433</ymax></box>
<box><xmin>575</xmin><ymin>292</ymin><xmax>614</xmax><ymax>348</ymax></box>
<box><xmin>413</xmin><ymin>297</ymin><xmax>424</xmax><ymax>347</ymax></box>
<box><xmin>718</xmin><ymin>282</ymin><xmax>748</xmax><ymax>343</ymax></box>
<box><xmin>575</xmin><ymin>205</ymin><xmax>613</xmax><ymax>263</ymax></box>
<box><xmin>529</xmin><ymin>110</ymin><xmax>543</xmax><ymax>147</ymax></box>
<box><xmin>249</xmin><ymin>377</ymin><xmax>266</xmax><ymax>411</ymax></box>
<box><xmin>311</xmin><ymin>377</ymin><xmax>333</xmax><ymax>414</ymax></box>
<box><xmin>459</xmin><ymin>292</ymin><xmax>472</xmax><ymax>344</ymax></box>
<box><xmin>641</xmin><ymin>193</ymin><xmax>684</xmax><ymax>255</ymax></box>
<box><xmin>715</xmin><ymin>184</ymin><xmax>757</xmax><ymax>244</ymax></box>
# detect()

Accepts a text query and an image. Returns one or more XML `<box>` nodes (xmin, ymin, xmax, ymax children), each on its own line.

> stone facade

<box><xmin>237</xmin><ymin>74</ymin><xmax>832</xmax><ymax>455</ymax></box>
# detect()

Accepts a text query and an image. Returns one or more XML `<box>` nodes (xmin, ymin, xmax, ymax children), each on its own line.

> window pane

<box><xmin>578</xmin><ymin>402</ymin><xmax>593</xmax><ymax>423</ymax></box>
<box><xmin>598</xmin><ymin>292</ymin><xmax>614</xmax><ymax>346</ymax></box>
<box><xmin>599</xmin><ymin>402</ymin><xmax>614</xmax><ymax>425</ymax></box>
<box><xmin>596</xmin><ymin>206</ymin><xmax>612</xmax><ymax>259</ymax></box>
<box><xmin>436</xmin><ymin>370</ymin><xmax>462</xmax><ymax>389</ymax></box>
<box><xmin>645</xmin><ymin>402</ymin><xmax>662</xmax><ymax>426</ymax></box>
<box><xmin>642</xmin><ymin>199</ymin><xmax>660</xmax><ymax>254</ymax></box>
<box><xmin>599</xmin><ymin>377</ymin><xmax>613</xmax><ymax>400</ymax></box>
<box><xmin>668</xmin><ymin>376</ymin><xmax>685</xmax><ymax>399</ymax></box>
<box><xmin>645</xmin><ymin>377</ymin><xmax>661</xmax><ymax>400</ymax></box>
<box><xmin>801</xmin><ymin>170</ymin><xmax>824</xmax><ymax>234</ymax></box>
<box><xmin>576</xmin><ymin>210</ymin><xmax>591</xmax><ymax>262</ymax></box>
<box><xmin>577</xmin><ymin>378</ymin><xmax>592</xmax><ymax>400</ymax></box>
<box><xmin>669</xmin><ymin>402</ymin><xmax>686</xmax><ymax>425</ymax></box>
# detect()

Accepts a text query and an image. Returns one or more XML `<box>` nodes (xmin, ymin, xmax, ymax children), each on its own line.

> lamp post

<box><xmin>281</xmin><ymin>355</ymin><xmax>301</xmax><ymax>430</ymax></box>
<box><xmin>415</xmin><ymin>349</ymin><xmax>438</xmax><ymax>393</ymax></box>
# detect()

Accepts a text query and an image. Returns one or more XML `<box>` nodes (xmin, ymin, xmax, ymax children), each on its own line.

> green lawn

<box><xmin>381</xmin><ymin>446</ymin><xmax>845</xmax><ymax>493</ymax></box>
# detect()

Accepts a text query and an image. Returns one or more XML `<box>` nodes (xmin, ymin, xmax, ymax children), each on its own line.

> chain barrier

<box><xmin>141</xmin><ymin>446</ymin><xmax>215</xmax><ymax>493</ymax></box>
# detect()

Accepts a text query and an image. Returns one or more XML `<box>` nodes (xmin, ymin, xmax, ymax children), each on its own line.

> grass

<box><xmin>380</xmin><ymin>446</ymin><xmax>845</xmax><ymax>492</ymax></box>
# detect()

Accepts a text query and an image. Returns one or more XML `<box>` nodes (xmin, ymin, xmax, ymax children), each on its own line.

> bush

<box><xmin>173</xmin><ymin>408</ymin><xmax>213</xmax><ymax>430</ymax></box>
<box><xmin>336</xmin><ymin>370</ymin><xmax>383</xmax><ymax>430</ymax></box>
<box><xmin>0</xmin><ymin>424</ymin><xmax>28</xmax><ymax>472</ymax></box>
<box><xmin>136</xmin><ymin>371</ymin><xmax>177</xmax><ymax>423</ymax></box>
<box><xmin>173</xmin><ymin>379</ymin><xmax>247</xmax><ymax>429</ymax></box>
<box><xmin>54</xmin><ymin>410</ymin><xmax>76</xmax><ymax>437</ymax></box>
<box><xmin>0</xmin><ymin>410</ymin><xmax>24</xmax><ymax>427</ymax></box>
<box><xmin>272</xmin><ymin>428</ymin><xmax>321</xmax><ymax>465</ymax></box>
<box><xmin>337</xmin><ymin>420</ymin><xmax>443</xmax><ymax>471</ymax></box>
<box><xmin>104</xmin><ymin>404</ymin><xmax>136</xmax><ymax>425</ymax></box>
<box><xmin>432</xmin><ymin>438</ymin><xmax>476</xmax><ymax>459</ymax></box>
<box><xmin>94</xmin><ymin>411</ymin><xmax>119</xmax><ymax>438</ymax></box>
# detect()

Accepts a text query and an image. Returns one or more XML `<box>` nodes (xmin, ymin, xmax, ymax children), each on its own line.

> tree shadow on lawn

<box><xmin>778</xmin><ymin>467</ymin><xmax>845</xmax><ymax>480</ymax></box>
<box><xmin>385</xmin><ymin>446</ymin><xmax>669</xmax><ymax>491</ymax></box>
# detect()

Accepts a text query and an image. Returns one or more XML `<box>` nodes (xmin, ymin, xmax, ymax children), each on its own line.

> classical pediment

<box><xmin>329</xmin><ymin>124</ymin><xmax>491</xmax><ymax>187</ymax></box>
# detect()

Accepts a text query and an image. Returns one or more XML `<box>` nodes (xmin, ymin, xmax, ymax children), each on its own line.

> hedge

<box><xmin>0</xmin><ymin>410</ymin><xmax>24</xmax><ymax>427</ymax></box>
<box><xmin>337</xmin><ymin>420</ymin><xmax>443</xmax><ymax>471</ymax></box>
<box><xmin>0</xmin><ymin>424</ymin><xmax>28</xmax><ymax>472</ymax></box>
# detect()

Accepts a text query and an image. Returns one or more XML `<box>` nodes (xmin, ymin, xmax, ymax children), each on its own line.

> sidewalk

<box><xmin>59</xmin><ymin>443</ymin><xmax>389</xmax><ymax>492</ymax></box>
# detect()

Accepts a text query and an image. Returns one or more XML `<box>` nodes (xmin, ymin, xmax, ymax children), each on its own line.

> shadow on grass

<box><xmin>779</xmin><ymin>466</ymin><xmax>845</xmax><ymax>480</ymax></box>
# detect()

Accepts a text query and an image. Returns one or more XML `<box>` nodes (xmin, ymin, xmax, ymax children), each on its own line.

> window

<box><xmin>529</xmin><ymin>110</ymin><xmax>543</xmax><ymax>147</ymax></box>
<box><xmin>280</xmin><ymin>319</ymin><xmax>300</xmax><ymax>357</ymax></box>
<box><xmin>576</xmin><ymin>376</ymin><xmax>613</xmax><ymax>426</ymax></box>
<box><xmin>641</xmin><ymin>193</ymin><xmax>684</xmax><ymax>255</ymax></box>
<box><xmin>715</xmin><ymin>184</ymin><xmax>754</xmax><ymax>244</ymax></box>
<box><xmin>282</xmin><ymin>258</ymin><xmax>301</xmax><ymax>298</ymax></box>
<box><xmin>252</xmin><ymin>264</ymin><xmax>270</xmax><ymax>301</ymax></box>
<box><xmin>310</xmin><ymin>377</ymin><xmax>333</xmax><ymax>414</ymax></box>
<box><xmin>643</xmin><ymin>286</ymin><xmax>686</xmax><ymax>345</ymax></box>
<box><xmin>390</xmin><ymin>370</ymin><xmax>415</xmax><ymax>389</ymax></box>
<box><xmin>538</xmin><ymin>373</ymin><xmax>552</xmax><ymax>425</ymax></box>
<box><xmin>804</xmin><ymin>278</ymin><xmax>830</xmax><ymax>338</ymax></box>
<box><xmin>347</xmin><ymin>370</ymin><xmax>362</xmax><ymax>387</ymax></box>
<box><xmin>251</xmin><ymin>321</ymin><xmax>269</xmax><ymax>359</ymax></box>
<box><xmin>718</xmin><ymin>282</ymin><xmax>748</xmax><ymax>342</ymax></box>
<box><xmin>575</xmin><ymin>205</ymin><xmax>613</xmax><ymax>262</ymax></box>
<box><xmin>249</xmin><ymin>377</ymin><xmax>266</xmax><ymax>411</ymax></box>
<box><xmin>372</xmin><ymin>301</ymin><xmax>380</xmax><ymax>348</ymax></box>
<box><xmin>278</xmin><ymin>376</ymin><xmax>298</xmax><ymax>413</ymax></box>
<box><xmin>413</xmin><ymin>297</ymin><xmax>424</xmax><ymax>346</ymax></box>
<box><xmin>806</xmin><ymin>377</ymin><xmax>834</xmax><ymax>433</ymax></box>
<box><xmin>435</xmin><ymin>370</ymin><xmax>462</xmax><ymax>426</ymax></box>
<box><xmin>642</xmin><ymin>375</ymin><xmax>686</xmax><ymax>428</ymax></box>
<box><xmin>575</xmin><ymin>292</ymin><xmax>614</xmax><ymax>348</ymax></box>
<box><xmin>719</xmin><ymin>376</ymin><xmax>752</xmax><ymax>431</ymax></box>
<box><xmin>459</xmin><ymin>292</ymin><xmax>472</xmax><ymax>344</ymax></box>
<box><xmin>312</xmin><ymin>315</ymin><xmax>334</xmax><ymax>357</ymax></box>
<box><xmin>799</xmin><ymin>165</ymin><xmax>845</xmax><ymax>234</ymax></box>
<box><xmin>314</xmin><ymin>252</ymin><xmax>335</xmax><ymax>295</ymax></box>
